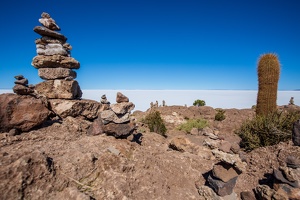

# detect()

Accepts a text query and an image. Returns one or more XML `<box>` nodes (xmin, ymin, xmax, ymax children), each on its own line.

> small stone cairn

<box><xmin>13</xmin><ymin>75</ymin><xmax>34</xmax><ymax>95</ymax></box>
<box><xmin>88</xmin><ymin>92</ymin><xmax>136</xmax><ymax>138</ymax></box>
<box><xmin>32</xmin><ymin>12</ymin><xmax>82</xmax><ymax>99</ymax></box>
<box><xmin>254</xmin><ymin>156</ymin><xmax>300</xmax><ymax>199</ymax></box>
<box><xmin>206</xmin><ymin>161</ymin><xmax>241</xmax><ymax>198</ymax></box>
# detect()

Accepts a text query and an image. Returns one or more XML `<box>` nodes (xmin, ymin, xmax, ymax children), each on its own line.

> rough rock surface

<box><xmin>33</xmin><ymin>26</ymin><xmax>67</xmax><ymax>41</ymax></box>
<box><xmin>38</xmin><ymin>68</ymin><xmax>77</xmax><ymax>80</ymax></box>
<box><xmin>292</xmin><ymin>119</ymin><xmax>300</xmax><ymax>146</ymax></box>
<box><xmin>35</xmin><ymin>80</ymin><xmax>82</xmax><ymax>99</ymax></box>
<box><xmin>32</xmin><ymin>55</ymin><xmax>80</xmax><ymax>69</ymax></box>
<box><xmin>116</xmin><ymin>92</ymin><xmax>129</xmax><ymax>103</ymax></box>
<box><xmin>13</xmin><ymin>84</ymin><xmax>34</xmax><ymax>95</ymax></box>
<box><xmin>36</xmin><ymin>43</ymin><xmax>68</xmax><ymax>56</ymax></box>
<box><xmin>0</xmin><ymin>93</ymin><xmax>50</xmax><ymax>132</ymax></box>
<box><xmin>38</xmin><ymin>12</ymin><xmax>60</xmax><ymax>30</ymax></box>
<box><xmin>49</xmin><ymin>99</ymin><xmax>101</xmax><ymax>119</ymax></box>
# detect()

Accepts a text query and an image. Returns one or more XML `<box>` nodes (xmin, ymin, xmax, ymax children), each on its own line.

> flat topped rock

<box><xmin>39</xmin><ymin>12</ymin><xmax>60</xmax><ymax>31</ymax></box>
<box><xmin>38</xmin><ymin>68</ymin><xmax>77</xmax><ymax>80</ymax></box>
<box><xmin>32</xmin><ymin>55</ymin><xmax>80</xmax><ymax>69</ymax></box>
<box><xmin>34</xmin><ymin>26</ymin><xmax>67</xmax><ymax>42</ymax></box>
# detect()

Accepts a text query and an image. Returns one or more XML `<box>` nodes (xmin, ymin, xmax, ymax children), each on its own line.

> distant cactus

<box><xmin>256</xmin><ymin>53</ymin><xmax>280</xmax><ymax>116</ymax></box>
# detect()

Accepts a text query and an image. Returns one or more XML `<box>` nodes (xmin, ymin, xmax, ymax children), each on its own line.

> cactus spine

<box><xmin>256</xmin><ymin>53</ymin><xmax>280</xmax><ymax>116</ymax></box>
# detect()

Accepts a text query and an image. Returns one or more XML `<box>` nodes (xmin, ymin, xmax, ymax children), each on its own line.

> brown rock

<box><xmin>49</xmin><ymin>99</ymin><xmax>101</xmax><ymax>119</ymax></box>
<box><xmin>292</xmin><ymin>119</ymin><xmax>300</xmax><ymax>146</ymax></box>
<box><xmin>87</xmin><ymin>117</ymin><xmax>104</xmax><ymax>135</ymax></box>
<box><xmin>116</xmin><ymin>92</ymin><xmax>129</xmax><ymax>103</ymax></box>
<box><xmin>99</xmin><ymin>110</ymin><xmax>130</xmax><ymax>124</ymax></box>
<box><xmin>240</xmin><ymin>191</ymin><xmax>256</xmax><ymax>200</ymax></box>
<box><xmin>13</xmin><ymin>84</ymin><xmax>34</xmax><ymax>95</ymax></box>
<box><xmin>218</xmin><ymin>140</ymin><xmax>232</xmax><ymax>153</ymax></box>
<box><xmin>286</xmin><ymin>156</ymin><xmax>300</xmax><ymax>169</ymax></box>
<box><xmin>14</xmin><ymin>78</ymin><xmax>28</xmax><ymax>85</ymax></box>
<box><xmin>110</xmin><ymin>102</ymin><xmax>135</xmax><ymax>115</ymax></box>
<box><xmin>36</xmin><ymin>43</ymin><xmax>68</xmax><ymax>56</ymax></box>
<box><xmin>102</xmin><ymin>122</ymin><xmax>136</xmax><ymax>138</ymax></box>
<box><xmin>35</xmin><ymin>36</ymin><xmax>64</xmax><ymax>45</ymax></box>
<box><xmin>169</xmin><ymin>136</ymin><xmax>193</xmax><ymax>152</ymax></box>
<box><xmin>14</xmin><ymin>75</ymin><xmax>24</xmax><ymax>80</ymax></box>
<box><xmin>38</xmin><ymin>68</ymin><xmax>76</xmax><ymax>80</ymax></box>
<box><xmin>0</xmin><ymin>93</ymin><xmax>50</xmax><ymax>132</ymax></box>
<box><xmin>38</xmin><ymin>12</ymin><xmax>60</xmax><ymax>31</ymax></box>
<box><xmin>32</xmin><ymin>55</ymin><xmax>80</xmax><ymax>69</ymax></box>
<box><xmin>33</xmin><ymin>26</ymin><xmax>66</xmax><ymax>41</ymax></box>
<box><xmin>273</xmin><ymin>169</ymin><xmax>299</xmax><ymax>188</ymax></box>
<box><xmin>212</xmin><ymin>162</ymin><xmax>239</xmax><ymax>182</ymax></box>
<box><xmin>35</xmin><ymin>80</ymin><xmax>82</xmax><ymax>99</ymax></box>
<box><xmin>207</xmin><ymin>174</ymin><xmax>238</xmax><ymax>197</ymax></box>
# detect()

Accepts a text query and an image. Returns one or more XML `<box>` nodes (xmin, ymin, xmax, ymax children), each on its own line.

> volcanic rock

<box><xmin>100</xmin><ymin>110</ymin><xmax>130</xmax><ymax>124</ymax></box>
<box><xmin>49</xmin><ymin>99</ymin><xmax>101</xmax><ymax>119</ymax></box>
<box><xmin>292</xmin><ymin>119</ymin><xmax>300</xmax><ymax>146</ymax></box>
<box><xmin>13</xmin><ymin>84</ymin><xmax>34</xmax><ymax>95</ymax></box>
<box><xmin>116</xmin><ymin>92</ymin><xmax>129</xmax><ymax>103</ymax></box>
<box><xmin>38</xmin><ymin>68</ymin><xmax>76</xmax><ymax>80</ymax></box>
<box><xmin>87</xmin><ymin>117</ymin><xmax>104</xmax><ymax>135</ymax></box>
<box><xmin>35</xmin><ymin>80</ymin><xmax>82</xmax><ymax>99</ymax></box>
<box><xmin>38</xmin><ymin>12</ymin><xmax>60</xmax><ymax>31</ymax></box>
<box><xmin>212</xmin><ymin>162</ymin><xmax>239</xmax><ymax>183</ymax></box>
<box><xmin>102</xmin><ymin>122</ymin><xmax>136</xmax><ymax>138</ymax></box>
<box><xmin>100</xmin><ymin>94</ymin><xmax>110</xmax><ymax>104</ymax></box>
<box><xmin>34</xmin><ymin>26</ymin><xmax>67</xmax><ymax>41</ymax></box>
<box><xmin>14</xmin><ymin>75</ymin><xmax>24</xmax><ymax>80</ymax></box>
<box><xmin>0</xmin><ymin>93</ymin><xmax>50</xmax><ymax>132</ymax></box>
<box><xmin>273</xmin><ymin>169</ymin><xmax>299</xmax><ymax>188</ymax></box>
<box><xmin>207</xmin><ymin>174</ymin><xmax>238</xmax><ymax>197</ymax></box>
<box><xmin>35</xmin><ymin>36</ymin><xmax>64</xmax><ymax>45</ymax></box>
<box><xmin>32</xmin><ymin>55</ymin><xmax>80</xmax><ymax>69</ymax></box>
<box><xmin>14</xmin><ymin>78</ymin><xmax>28</xmax><ymax>85</ymax></box>
<box><xmin>286</xmin><ymin>156</ymin><xmax>300</xmax><ymax>169</ymax></box>
<box><xmin>110</xmin><ymin>102</ymin><xmax>135</xmax><ymax>115</ymax></box>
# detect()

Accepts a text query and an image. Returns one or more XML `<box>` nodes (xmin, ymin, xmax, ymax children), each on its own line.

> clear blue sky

<box><xmin>0</xmin><ymin>0</ymin><xmax>299</xmax><ymax>90</ymax></box>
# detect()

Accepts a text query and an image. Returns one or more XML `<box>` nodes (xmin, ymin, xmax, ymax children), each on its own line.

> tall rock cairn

<box><xmin>31</xmin><ymin>12</ymin><xmax>82</xmax><ymax>99</ymax></box>
<box><xmin>256</xmin><ymin>53</ymin><xmax>280</xmax><ymax>116</ymax></box>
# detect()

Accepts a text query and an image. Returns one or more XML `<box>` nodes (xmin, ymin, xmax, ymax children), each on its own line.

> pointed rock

<box><xmin>116</xmin><ymin>92</ymin><xmax>129</xmax><ymax>103</ymax></box>
<box><xmin>38</xmin><ymin>12</ymin><xmax>60</xmax><ymax>31</ymax></box>
<box><xmin>110</xmin><ymin>102</ymin><xmax>135</xmax><ymax>115</ymax></box>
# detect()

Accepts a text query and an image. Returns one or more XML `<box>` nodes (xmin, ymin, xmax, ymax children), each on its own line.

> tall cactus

<box><xmin>256</xmin><ymin>53</ymin><xmax>280</xmax><ymax>116</ymax></box>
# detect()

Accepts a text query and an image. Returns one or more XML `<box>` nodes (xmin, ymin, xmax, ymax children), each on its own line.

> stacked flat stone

<box><xmin>32</xmin><ymin>12</ymin><xmax>82</xmax><ymax>99</ymax></box>
<box><xmin>13</xmin><ymin>75</ymin><xmax>34</xmax><ymax>95</ymax></box>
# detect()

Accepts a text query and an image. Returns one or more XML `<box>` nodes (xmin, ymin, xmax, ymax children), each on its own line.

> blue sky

<box><xmin>0</xmin><ymin>0</ymin><xmax>299</xmax><ymax>90</ymax></box>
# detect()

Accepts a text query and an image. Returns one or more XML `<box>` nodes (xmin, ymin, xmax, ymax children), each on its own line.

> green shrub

<box><xmin>142</xmin><ymin>111</ymin><xmax>167</xmax><ymax>137</ymax></box>
<box><xmin>193</xmin><ymin>99</ymin><xmax>206</xmax><ymax>107</ymax></box>
<box><xmin>236</xmin><ymin>110</ymin><xmax>300</xmax><ymax>151</ymax></box>
<box><xmin>177</xmin><ymin>118</ymin><xmax>208</xmax><ymax>133</ymax></box>
<box><xmin>215</xmin><ymin>109</ymin><xmax>226</xmax><ymax>121</ymax></box>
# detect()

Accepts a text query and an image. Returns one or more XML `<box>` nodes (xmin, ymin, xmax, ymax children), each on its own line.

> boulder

<box><xmin>38</xmin><ymin>12</ymin><xmax>60</xmax><ymax>31</ymax></box>
<box><xmin>33</xmin><ymin>26</ymin><xmax>67</xmax><ymax>41</ymax></box>
<box><xmin>116</xmin><ymin>92</ymin><xmax>129</xmax><ymax>103</ymax></box>
<box><xmin>35</xmin><ymin>80</ymin><xmax>82</xmax><ymax>99</ymax></box>
<box><xmin>49</xmin><ymin>99</ymin><xmax>101</xmax><ymax>119</ymax></box>
<box><xmin>36</xmin><ymin>43</ymin><xmax>68</xmax><ymax>56</ymax></box>
<box><xmin>38</xmin><ymin>68</ymin><xmax>76</xmax><ymax>80</ymax></box>
<box><xmin>110</xmin><ymin>102</ymin><xmax>135</xmax><ymax>115</ymax></box>
<box><xmin>207</xmin><ymin>174</ymin><xmax>238</xmax><ymax>197</ymax></box>
<box><xmin>169</xmin><ymin>136</ymin><xmax>193</xmax><ymax>152</ymax></box>
<box><xmin>87</xmin><ymin>117</ymin><xmax>104</xmax><ymax>136</ymax></box>
<box><xmin>0</xmin><ymin>93</ymin><xmax>50</xmax><ymax>132</ymax></box>
<box><xmin>32</xmin><ymin>55</ymin><xmax>80</xmax><ymax>69</ymax></box>
<box><xmin>286</xmin><ymin>156</ymin><xmax>300</xmax><ymax>169</ymax></box>
<box><xmin>197</xmin><ymin>186</ymin><xmax>221</xmax><ymax>200</ymax></box>
<box><xmin>273</xmin><ymin>169</ymin><xmax>299</xmax><ymax>188</ymax></box>
<box><xmin>292</xmin><ymin>119</ymin><xmax>300</xmax><ymax>146</ymax></box>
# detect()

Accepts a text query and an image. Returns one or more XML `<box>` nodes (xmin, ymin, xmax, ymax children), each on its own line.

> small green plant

<box><xmin>215</xmin><ymin>109</ymin><xmax>226</xmax><ymax>121</ymax></box>
<box><xmin>177</xmin><ymin>118</ymin><xmax>208</xmax><ymax>133</ymax></box>
<box><xmin>193</xmin><ymin>99</ymin><xmax>206</xmax><ymax>107</ymax></box>
<box><xmin>142</xmin><ymin>111</ymin><xmax>167</xmax><ymax>137</ymax></box>
<box><xmin>236</xmin><ymin>110</ymin><xmax>300</xmax><ymax>151</ymax></box>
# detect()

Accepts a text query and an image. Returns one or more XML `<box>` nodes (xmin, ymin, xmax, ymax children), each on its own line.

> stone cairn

<box><xmin>13</xmin><ymin>75</ymin><xmax>34</xmax><ymax>95</ymax></box>
<box><xmin>88</xmin><ymin>92</ymin><xmax>136</xmax><ymax>138</ymax></box>
<box><xmin>254</xmin><ymin>156</ymin><xmax>300</xmax><ymax>199</ymax></box>
<box><xmin>206</xmin><ymin>161</ymin><xmax>242</xmax><ymax>198</ymax></box>
<box><xmin>31</xmin><ymin>12</ymin><xmax>82</xmax><ymax>99</ymax></box>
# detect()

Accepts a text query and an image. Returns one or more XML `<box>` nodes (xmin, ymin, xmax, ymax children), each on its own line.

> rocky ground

<box><xmin>1</xmin><ymin>104</ymin><xmax>299</xmax><ymax>200</ymax></box>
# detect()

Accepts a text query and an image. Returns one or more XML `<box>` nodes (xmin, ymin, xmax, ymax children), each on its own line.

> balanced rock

<box><xmin>110</xmin><ymin>102</ymin><xmax>135</xmax><ymax>115</ymax></box>
<box><xmin>32</xmin><ymin>55</ymin><xmax>80</xmax><ymax>69</ymax></box>
<box><xmin>292</xmin><ymin>119</ymin><xmax>300</xmax><ymax>146</ymax></box>
<box><xmin>116</xmin><ymin>92</ymin><xmax>129</xmax><ymax>103</ymax></box>
<box><xmin>38</xmin><ymin>12</ymin><xmax>60</xmax><ymax>31</ymax></box>
<box><xmin>0</xmin><ymin>93</ymin><xmax>50</xmax><ymax>132</ymax></box>
<box><xmin>34</xmin><ymin>26</ymin><xmax>67</xmax><ymax>41</ymax></box>
<box><xmin>14</xmin><ymin>78</ymin><xmax>28</xmax><ymax>85</ymax></box>
<box><xmin>49</xmin><ymin>99</ymin><xmax>101</xmax><ymax>119</ymax></box>
<box><xmin>38</xmin><ymin>68</ymin><xmax>76</xmax><ymax>80</ymax></box>
<box><xmin>212</xmin><ymin>162</ymin><xmax>239</xmax><ymax>183</ymax></box>
<box><xmin>100</xmin><ymin>94</ymin><xmax>110</xmax><ymax>104</ymax></box>
<box><xmin>35</xmin><ymin>80</ymin><xmax>82</xmax><ymax>99</ymax></box>
<box><xmin>13</xmin><ymin>84</ymin><xmax>34</xmax><ymax>95</ymax></box>
<box><xmin>100</xmin><ymin>110</ymin><xmax>130</xmax><ymax>124</ymax></box>
<box><xmin>36</xmin><ymin>43</ymin><xmax>69</xmax><ymax>56</ymax></box>
<box><xmin>101</xmin><ymin>122</ymin><xmax>136</xmax><ymax>138</ymax></box>
<box><xmin>36</xmin><ymin>36</ymin><xmax>64</xmax><ymax>45</ymax></box>
<box><xmin>207</xmin><ymin>174</ymin><xmax>238</xmax><ymax>197</ymax></box>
